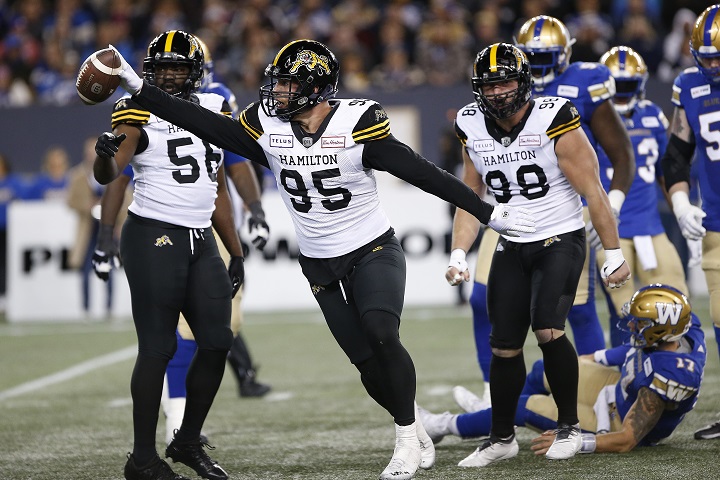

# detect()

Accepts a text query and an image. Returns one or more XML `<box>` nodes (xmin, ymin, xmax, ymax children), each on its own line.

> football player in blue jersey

<box><xmin>92</xmin><ymin>34</ymin><xmax>272</xmax><ymax>449</ymax></box>
<box><xmin>419</xmin><ymin>284</ymin><xmax>705</xmax><ymax>455</ymax></box>
<box><xmin>450</xmin><ymin>14</ymin><xmax>635</xmax><ymax>416</ymax></box>
<box><xmin>662</xmin><ymin>4</ymin><xmax>720</xmax><ymax>441</ymax></box>
<box><xmin>595</xmin><ymin>46</ymin><xmax>688</xmax><ymax>348</ymax></box>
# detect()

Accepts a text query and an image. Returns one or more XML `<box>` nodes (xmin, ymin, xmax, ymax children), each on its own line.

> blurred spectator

<box><xmin>30</xmin><ymin>38</ymin><xmax>81</xmax><ymax>105</ymax></box>
<box><xmin>565</xmin><ymin>0</ymin><xmax>615</xmax><ymax>63</ymax></box>
<box><xmin>611</xmin><ymin>0</ymin><xmax>662</xmax><ymax>29</ymax></box>
<box><xmin>615</xmin><ymin>0</ymin><xmax>663</xmax><ymax>71</ymax></box>
<box><xmin>147</xmin><ymin>0</ymin><xmax>187</xmax><ymax>38</ymax></box>
<box><xmin>657</xmin><ymin>8</ymin><xmax>696</xmax><ymax>83</ymax></box>
<box><xmin>0</xmin><ymin>152</ymin><xmax>27</xmax><ymax>308</ymax></box>
<box><xmin>339</xmin><ymin>49</ymin><xmax>371</xmax><ymax>93</ymax></box>
<box><xmin>373</xmin><ymin>15</ymin><xmax>414</xmax><ymax>67</ymax></box>
<box><xmin>332</xmin><ymin>0</ymin><xmax>381</xmax><ymax>54</ymax></box>
<box><xmin>0</xmin><ymin>63</ymin><xmax>33</xmax><ymax>106</ymax></box>
<box><xmin>66</xmin><ymin>136</ymin><xmax>111</xmax><ymax>316</ymax></box>
<box><xmin>286</xmin><ymin>0</ymin><xmax>333</xmax><ymax>43</ymax></box>
<box><xmin>471</xmin><ymin>7</ymin><xmax>504</xmax><ymax>53</ymax></box>
<box><xmin>415</xmin><ymin>6</ymin><xmax>472</xmax><ymax>87</ymax></box>
<box><xmin>26</xmin><ymin>145</ymin><xmax>70</xmax><ymax>201</ymax></box>
<box><xmin>370</xmin><ymin>45</ymin><xmax>425</xmax><ymax>91</ymax></box>
<box><xmin>2</xmin><ymin>0</ymin><xmax>46</xmax><ymax>84</ymax></box>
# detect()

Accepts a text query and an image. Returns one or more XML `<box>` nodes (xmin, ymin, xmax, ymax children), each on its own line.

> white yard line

<box><xmin>0</xmin><ymin>345</ymin><xmax>137</xmax><ymax>401</ymax></box>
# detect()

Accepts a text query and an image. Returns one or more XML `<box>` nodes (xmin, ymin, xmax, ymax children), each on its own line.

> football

<box><xmin>76</xmin><ymin>48</ymin><xmax>122</xmax><ymax>105</ymax></box>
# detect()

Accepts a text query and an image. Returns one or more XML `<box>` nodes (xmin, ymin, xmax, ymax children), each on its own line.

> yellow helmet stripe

<box><xmin>489</xmin><ymin>43</ymin><xmax>498</xmax><ymax>72</ymax></box>
<box><xmin>273</xmin><ymin>39</ymin><xmax>308</xmax><ymax>66</ymax></box>
<box><xmin>164</xmin><ymin>31</ymin><xmax>177</xmax><ymax>52</ymax></box>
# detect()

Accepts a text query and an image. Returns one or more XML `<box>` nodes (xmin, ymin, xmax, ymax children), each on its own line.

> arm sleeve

<box><xmin>134</xmin><ymin>83</ymin><xmax>269</xmax><ymax>168</ymax></box>
<box><xmin>661</xmin><ymin>132</ymin><xmax>695</xmax><ymax>189</ymax></box>
<box><xmin>362</xmin><ymin>135</ymin><xmax>494</xmax><ymax>224</ymax></box>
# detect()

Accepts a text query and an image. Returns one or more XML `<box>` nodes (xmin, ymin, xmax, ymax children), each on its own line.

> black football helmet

<box><xmin>143</xmin><ymin>30</ymin><xmax>204</xmax><ymax>98</ymax></box>
<box><xmin>259</xmin><ymin>39</ymin><xmax>339</xmax><ymax>121</ymax></box>
<box><xmin>472</xmin><ymin>43</ymin><xmax>532</xmax><ymax>120</ymax></box>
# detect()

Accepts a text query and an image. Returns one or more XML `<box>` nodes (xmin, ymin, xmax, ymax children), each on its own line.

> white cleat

<box><xmin>414</xmin><ymin>404</ymin><xmax>435</xmax><ymax>469</ymax></box>
<box><xmin>458</xmin><ymin>435</ymin><xmax>519</xmax><ymax>468</ymax></box>
<box><xmin>546</xmin><ymin>424</ymin><xmax>582</xmax><ymax>460</ymax></box>
<box><xmin>416</xmin><ymin>405</ymin><xmax>455</xmax><ymax>444</ymax></box>
<box><xmin>453</xmin><ymin>385</ymin><xmax>490</xmax><ymax>413</ymax></box>
<box><xmin>379</xmin><ymin>424</ymin><xmax>421</xmax><ymax>480</ymax></box>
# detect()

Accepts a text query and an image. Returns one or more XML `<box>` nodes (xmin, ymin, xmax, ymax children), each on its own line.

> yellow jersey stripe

<box><xmin>353</xmin><ymin>124</ymin><xmax>390</xmax><ymax>142</ymax></box>
<box><xmin>353</xmin><ymin>119</ymin><xmax>389</xmax><ymax>138</ymax></box>
<box><xmin>240</xmin><ymin>111</ymin><xmax>262</xmax><ymax>140</ymax></box>
<box><xmin>547</xmin><ymin>120</ymin><xmax>580</xmax><ymax>139</ymax></box>
<box><xmin>546</xmin><ymin>116</ymin><xmax>580</xmax><ymax>136</ymax></box>
<box><xmin>112</xmin><ymin>108</ymin><xmax>150</xmax><ymax>118</ymax></box>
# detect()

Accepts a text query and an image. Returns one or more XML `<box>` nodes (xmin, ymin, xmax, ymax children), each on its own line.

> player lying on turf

<box><xmin>419</xmin><ymin>284</ymin><xmax>705</xmax><ymax>463</ymax></box>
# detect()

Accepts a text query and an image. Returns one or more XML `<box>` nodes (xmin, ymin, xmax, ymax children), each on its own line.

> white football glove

<box><xmin>247</xmin><ymin>202</ymin><xmax>270</xmax><ymax>251</ymax></box>
<box><xmin>446</xmin><ymin>249</ymin><xmax>469</xmax><ymax>286</ymax></box>
<box><xmin>600</xmin><ymin>248</ymin><xmax>629</xmax><ymax>289</ymax></box>
<box><xmin>672</xmin><ymin>190</ymin><xmax>706</xmax><ymax>241</ymax></box>
<box><xmin>487</xmin><ymin>204</ymin><xmax>536</xmax><ymax>237</ymax></box>
<box><xmin>109</xmin><ymin>44</ymin><xmax>143</xmax><ymax>95</ymax></box>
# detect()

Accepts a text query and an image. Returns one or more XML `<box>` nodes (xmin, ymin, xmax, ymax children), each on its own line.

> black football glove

<box><xmin>247</xmin><ymin>201</ymin><xmax>270</xmax><ymax>251</ymax></box>
<box><xmin>228</xmin><ymin>256</ymin><xmax>245</xmax><ymax>298</ymax></box>
<box><xmin>92</xmin><ymin>224</ymin><xmax>121</xmax><ymax>281</ymax></box>
<box><xmin>95</xmin><ymin>132</ymin><xmax>126</xmax><ymax>160</ymax></box>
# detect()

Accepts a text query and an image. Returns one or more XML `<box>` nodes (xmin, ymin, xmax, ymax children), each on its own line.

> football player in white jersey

<box><xmin>92</xmin><ymin>33</ymin><xmax>271</xmax><ymax>449</ymax></box>
<box><xmin>105</xmin><ymin>38</ymin><xmax>537</xmax><ymax>480</ymax></box>
<box><xmin>445</xmin><ymin>43</ymin><xmax>630</xmax><ymax>468</ymax></box>
<box><xmin>93</xmin><ymin>31</ymin><xmax>239</xmax><ymax>480</ymax></box>
<box><xmin>661</xmin><ymin>4</ymin><xmax>720</xmax><ymax>441</ymax></box>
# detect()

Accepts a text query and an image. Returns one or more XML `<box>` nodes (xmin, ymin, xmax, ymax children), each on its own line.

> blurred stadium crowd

<box><xmin>0</xmin><ymin>0</ymin><xmax>712</xmax><ymax>107</ymax></box>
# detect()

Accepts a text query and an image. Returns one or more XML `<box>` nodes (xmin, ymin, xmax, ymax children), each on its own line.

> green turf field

<box><xmin>0</xmin><ymin>299</ymin><xmax>718</xmax><ymax>480</ymax></box>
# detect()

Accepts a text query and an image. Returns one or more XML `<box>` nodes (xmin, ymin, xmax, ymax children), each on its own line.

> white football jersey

<box><xmin>240</xmin><ymin>99</ymin><xmax>391</xmax><ymax>258</ymax></box>
<box><xmin>455</xmin><ymin>97</ymin><xmax>585</xmax><ymax>243</ymax></box>
<box><xmin>111</xmin><ymin>93</ymin><xmax>228</xmax><ymax>228</ymax></box>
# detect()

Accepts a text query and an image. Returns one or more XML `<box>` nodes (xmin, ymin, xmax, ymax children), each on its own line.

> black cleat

<box><xmin>165</xmin><ymin>438</ymin><xmax>228</xmax><ymax>480</ymax></box>
<box><xmin>694</xmin><ymin>421</ymin><xmax>720</xmax><ymax>440</ymax></box>
<box><xmin>124</xmin><ymin>453</ymin><xmax>191</xmax><ymax>480</ymax></box>
<box><xmin>239</xmin><ymin>376</ymin><xmax>272</xmax><ymax>398</ymax></box>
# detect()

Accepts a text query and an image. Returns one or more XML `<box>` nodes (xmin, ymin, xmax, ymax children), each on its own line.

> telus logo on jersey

<box><xmin>473</xmin><ymin>139</ymin><xmax>494</xmax><ymax>152</ymax></box>
<box><xmin>321</xmin><ymin>136</ymin><xmax>345</xmax><ymax>148</ymax></box>
<box><xmin>270</xmin><ymin>134</ymin><xmax>293</xmax><ymax>148</ymax></box>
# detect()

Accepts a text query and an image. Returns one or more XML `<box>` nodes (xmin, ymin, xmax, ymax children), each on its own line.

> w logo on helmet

<box><xmin>288</xmin><ymin>50</ymin><xmax>331</xmax><ymax>76</ymax></box>
<box><xmin>656</xmin><ymin>303</ymin><xmax>683</xmax><ymax>326</ymax></box>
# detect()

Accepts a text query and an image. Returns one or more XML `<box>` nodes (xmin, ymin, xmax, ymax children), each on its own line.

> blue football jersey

<box><xmin>533</xmin><ymin>62</ymin><xmax>614</xmax><ymax>150</ymax></box>
<box><xmin>672</xmin><ymin>67</ymin><xmax>720</xmax><ymax>232</ymax></box>
<box><xmin>615</xmin><ymin>314</ymin><xmax>705</xmax><ymax>445</ymax></box>
<box><xmin>202</xmin><ymin>81</ymin><xmax>247</xmax><ymax>167</ymax></box>
<box><xmin>597</xmin><ymin>100</ymin><xmax>668</xmax><ymax>237</ymax></box>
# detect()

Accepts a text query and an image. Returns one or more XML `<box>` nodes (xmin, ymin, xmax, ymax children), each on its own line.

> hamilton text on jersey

<box><xmin>278</xmin><ymin>154</ymin><xmax>339</xmax><ymax>166</ymax></box>
<box><xmin>481</xmin><ymin>149</ymin><xmax>537</xmax><ymax>166</ymax></box>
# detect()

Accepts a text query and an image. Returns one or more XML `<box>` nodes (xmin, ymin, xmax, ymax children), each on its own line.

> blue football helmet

<box><xmin>690</xmin><ymin>4</ymin><xmax>720</xmax><ymax>82</ymax></box>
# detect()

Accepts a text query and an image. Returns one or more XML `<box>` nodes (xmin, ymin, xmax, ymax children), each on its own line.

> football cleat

<box><xmin>416</xmin><ymin>405</ymin><xmax>455</xmax><ymax>444</ymax></box>
<box><xmin>165</xmin><ymin>438</ymin><xmax>228</xmax><ymax>480</ymax></box>
<box><xmin>414</xmin><ymin>403</ymin><xmax>436</xmax><ymax>469</ymax></box>
<box><xmin>124</xmin><ymin>453</ymin><xmax>191</xmax><ymax>480</ymax></box>
<box><xmin>453</xmin><ymin>385</ymin><xmax>490</xmax><ymax>413</ymax></box>
<box><xmin>545</xmin><ymin>423</ymin><xmax>582</xmax><ymax>460</ymax></box>
<box><xmin>458</xmin><ymin>434</ymin><xmax>519</xmax><ymax>468</ymax></box>
<box><xmin>379</xmin><ymin>424</ymin><xmax>421</xmax><ymax>480</ymax></box>
<box><xmin>694</xmin><ymin>421</ymin><xmax>720</xmax><ymax>440</ymax></box>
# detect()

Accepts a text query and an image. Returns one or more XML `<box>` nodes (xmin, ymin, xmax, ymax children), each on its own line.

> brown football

<box><xmin>76</xmin><ymin>48</ymin><xmax>122</xmax><ymax>105</ymax></box>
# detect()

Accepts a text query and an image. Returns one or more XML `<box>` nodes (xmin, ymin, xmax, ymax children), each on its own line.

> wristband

<box><xmin>604</xmin><ymin>248</ymin><xmax>624</xmax><ymax>266</ymax></box>
<box><xmin>671</xmin><ymin>190</ymin><xmax>692</xmax><ymax>217</ymax></box>
<box><xmin>449</xmin><ymin>249</ymin><xmax>466</xmax><ymax>265</ymax></box>
<box><xmin>579</xmin><ymin>433</ymin><xmax>596</xmax><ymax>453</ymax></box>
<box><xmin>607</xmin><ymin>189</ymin><xmax>625</xmax><ymax>215</ymax></box>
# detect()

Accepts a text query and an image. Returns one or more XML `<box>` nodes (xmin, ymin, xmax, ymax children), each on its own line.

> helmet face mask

<box><xmin>472</xmin><ymin>43</ymin><xmax>532</xmax><ymax>120</ymax></box>
<box><xmin>143</xmin><ymin>30</ymin><xmax>204</xmax><ymax>99</ymax></box>
<box><xmin>260</xmin><ymin>39</ymin><xmax>339</xmax><ymax>121</ymax></box>
<box><xmin>600</xmin><ymin>46</ymin><xmax>648</xmax><ymax>115</ymax></box>
<box><xmin>515</xmin><ymin>15</ymin><xmax>575</xmax><ymax>88</ymax></box>
<box><xmin>690</xmin><ymin>4</ymin><xmax>720</xmax><ymax>83</ymax></box>
<box><xmin>620</xmin><ymin>284</ymin><xmax>692</xmax><ymax>348</ymax></box>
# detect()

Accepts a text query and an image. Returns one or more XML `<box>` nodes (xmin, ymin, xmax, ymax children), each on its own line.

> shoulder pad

<box><xmin>111</xmin><ymin>96</ymin><xmax>150</xmax><ymax>129</ymax></box>
<box><xmin>454</xmin><ymin>119</ymin><xmax>468</xmax><ymax>146</ymax></box>
<box><xmin>238</xmin><ymin>102</ymin><xmax>264</xmax><ymax>141</ymax></box>
<box><xmin>546</xmin><ymin>99</ymin><xmax>581</xmax><ymax>139</ymax></box>
<box><xmin>352</xmin><ymin>101</ymin><xmax>391</xmax><ymax>143</ymax></box>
